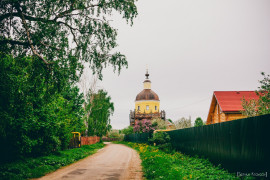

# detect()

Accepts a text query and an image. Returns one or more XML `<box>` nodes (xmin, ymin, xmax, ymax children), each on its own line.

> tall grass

<box><xmin>118</xmin><ymin>142</ymin><xmax>254</xmax><ymax>180</ymax></box>
<box><xmin>0</xmin><ymin>143</ymin><xmax>105</xmax><ymax>180</ymax></box>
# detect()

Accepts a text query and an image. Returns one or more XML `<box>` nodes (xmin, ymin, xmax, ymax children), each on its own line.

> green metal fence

<box><xmin>124</xmin><ymin>132</ymin><xmax>151</xmax><ymax>143</ymax></box>
<box><xmin>124</xmin><ymin>115</ymin><xmax>270</xmax><ymax>172</ymax></box>
<box><xmin>167</xmin><ymin>114</ymin><xmax>270</xmax><ymax>172</ymax></box>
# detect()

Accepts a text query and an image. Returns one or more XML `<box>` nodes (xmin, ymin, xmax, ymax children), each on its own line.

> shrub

<box><xmin>148</xmin><ymin>131</ymin><xmax>172</xmax><ymax>152</ymax></box>
<box><xmin>134</xmin><ymin>119</ymin><xmax>155</xmax><ymax>133</ymax></box>
<box><xmin>121</xmin><ymin>126</ymin><xmax>134</xmax><ymax>135</ymax></box>
<box><xmin>194</xmin><ymin>117</ymin><xmax>204</xmax><ymax>127</ymax></box>
<box><xmin>151</xmin><ymin>118</ymin><xmax>167</xmax><ymax>130</ymax></box>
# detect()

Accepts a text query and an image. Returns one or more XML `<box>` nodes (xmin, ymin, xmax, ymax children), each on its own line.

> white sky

<box><xmin>92</xmin><ymin>0</ymin><xmax>270</xmax><ymax>129</ymax></box>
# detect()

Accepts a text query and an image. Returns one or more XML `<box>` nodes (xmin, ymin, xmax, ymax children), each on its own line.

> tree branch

<box><xmin>39</xmin><ymin>41</ymin><xmax>60</xmax><ymax>51</ymax></box>
<box><xmin>57</xmin><ymin>21</ymin><xmax>79</xmax><ymax>46</ymax></box>
<box><xmin>15</xmin><ymin>5</ymin><xmax>52</xmax><ymax>65</ymax></box>
<box><xmin>0</xmin><ymin>39</ymin><xmax>29</xmax><ymax>46</ymax></box>
<box><xmin>53</xmin><ymin>3</ymin><xmax>101</xmax><ymax>20</ymax></box>
<box><xmin>0</xmin><ymin>13</ymin><xmax>14</xmax><ymax>22</ymax></box>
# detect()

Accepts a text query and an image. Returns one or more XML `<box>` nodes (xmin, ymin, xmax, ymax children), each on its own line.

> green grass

<box><xmin>116</xmin><ymin>142</ymin><xmax>253</xmax><ymax>180</ymax></box>
<box><xmin>0</xmin><ymin>143</ymin><xmax>105</xmax><ymax>180</ymax></box>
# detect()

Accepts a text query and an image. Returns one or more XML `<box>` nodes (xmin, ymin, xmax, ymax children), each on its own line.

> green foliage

<box><xmin>148</xmin><ymin>132</ymin><xmax>171</xmax><ymax>152</ymax></box>
<box><xmin>119</xmin><ymin>142</ymin><xmax>242</xmax><ymax>180</ymax></box>
<box><xmin>0</xmin><ymin>143</ymin><xmax>105</xmax><ymax>180</ymax></box>
<box><xmin>0</xmin><ymin>54</ymin><xmax>85</xmax><ymax>162</ymax></box>
<box><xmin>241</xmin><ymin>99</ymin><xmax>258</xmax><ymax>117</ymax></box>
<box><xmin>121</xmin><ymin>126</ymin><xmax>134</xmax><ymax>135</ymax></box>
<box><xmin>174</xmin><ymin>117</ymin><xmax>192</xmax><ymax>129</ymax></box>
<box><xmin>242</xmin><ymin>72</ymin><xmax>270</xmax><ymax>117</ymax></box>
<box><xmin>152</xmin><ymin>118</ymin><xmax>166</xmax><ymax>130</ymax></box>
<box><xmin>0</xmin><ymin>0</ymin><xmax>135</xmax><ymax>164</ymax></box>
<box><xmin>1</xmin><ymin>0</ymin><xmax>138</xmax><ymax>79</ymax></box>
<box><xmin>194</xmin><ymin>117</ymin><xmax>204</xmax><ymax>127</ymax></box>
<box><xmin>86</xmin><ymin>89</ymin><xmax>114</xmax><ymax>137</ymax></box>
<box><xmin>108</xmin><ymin>130</ymin><xmax>120</xmax><ymax>138</ymax></box>
<box><xmin>256</xmin><ymin>72</ymin><xmax>270</xmax><ymax>115</ymax></box>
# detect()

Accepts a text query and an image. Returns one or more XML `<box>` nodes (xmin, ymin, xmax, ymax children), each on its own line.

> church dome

<box><xmin>136</xmin><ymin>89</ymin><xmax>159</xmax><ymax>101</ymax></box>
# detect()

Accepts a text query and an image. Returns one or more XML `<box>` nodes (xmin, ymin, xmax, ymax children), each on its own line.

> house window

<box><xmin>155</xmin><ymin>106</ymin><xmax>157</xmax><ymax>110</ymax></box>
<box><xmin>146</xmin><ymin>105</ymin><xmax>149</xmax><ymax>110</ymax></box>
<box><xmin>138</xmin><ymin>106</ymin><xmax>140</xmax><ymax>111</ymax></box>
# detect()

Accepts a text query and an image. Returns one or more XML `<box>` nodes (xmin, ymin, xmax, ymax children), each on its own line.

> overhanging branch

<box><xmin>0</xmin><ymin>39</ymin><xmax>29</xmax><ymax>46</ymax></box>
<box><xmin>15</xmin><ymin>5</ymin><xmax>52</xmax><ymax>65</ymax></box>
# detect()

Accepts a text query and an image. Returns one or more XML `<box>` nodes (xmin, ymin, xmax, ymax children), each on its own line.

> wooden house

<box><xmin>206</xmin><ymin>91</ymin><xmax>259</xmax><ymax>125</ymax></box>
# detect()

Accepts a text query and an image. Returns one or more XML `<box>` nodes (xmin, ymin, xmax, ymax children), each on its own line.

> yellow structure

<box><xmin>129</xmin><ymin>70</ymin><xmax>165</xmax><ymax>126</ymax></box>
<box><xmin>70</xmin><ymin>132</ymin><xmax>81</xmax><ymax>148</ymax></box>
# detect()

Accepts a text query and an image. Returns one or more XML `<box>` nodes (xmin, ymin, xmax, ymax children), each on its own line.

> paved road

<box><xmin>38</xmin><ymin>143</ymin><xmax>143</xmax><ymax>180</ymax></box>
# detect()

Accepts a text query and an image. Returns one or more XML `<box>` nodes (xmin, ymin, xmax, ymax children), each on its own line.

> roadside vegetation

<box><xmin>103</xmin><ymin>129</ymin><xmax>124</xmax><ymax>141</ymax></box>
<box><xmin>241</xmin><ymin>72</ymin><xmax>270</xmax><ymax>117</ymax></box>
<box><xmin>0</xmin><ymin>143</ymin><xmax>105</xmax><ymax>180</ymax></box>
<box><xmin>118</xmin><ymin>141</ymin><xmax>249</xmax><ymax>180</ymax></box>
<box><xmin>0</xmin><ymin>0</ymin><xmax>137</xmax><ymax>163</ymax></box>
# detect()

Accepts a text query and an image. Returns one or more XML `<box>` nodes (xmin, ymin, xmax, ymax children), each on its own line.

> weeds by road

<box><xmin>0</xmin><ymin>143</ymin><xmax>105</xmax><ymax>180</ymax></box>
<box><xmin>117</xmin><ymin>142</ymin><xmax>253</xmax><ymax>180</ymax></box>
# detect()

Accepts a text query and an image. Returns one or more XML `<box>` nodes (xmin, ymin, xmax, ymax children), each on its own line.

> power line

<box><xmin>165</xmin><ymin>97</ymin><xmax>211</xmax><ymax>111</ymax></box>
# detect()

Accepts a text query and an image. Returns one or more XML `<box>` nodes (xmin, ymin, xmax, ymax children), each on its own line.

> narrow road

<box><xmin>38</xmin><ymin>143</ymin><xmax>143</xmax><ymax>180</ymax></box>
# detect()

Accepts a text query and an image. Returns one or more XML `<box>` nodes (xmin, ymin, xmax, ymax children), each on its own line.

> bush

<box><xmin>121</xmin><ymin>126</ymin><xmax>134</xmax><ymax>135</ymax></box>
<box><xmin>151</xmin><ymin>118</ymin><xmax>167</xmax><ymax>130</ymax></box>
<box><xmin>134</xmin><ymin>119</ymin><xmax>155</xmax><ymax>133</ymax></box>
<box><xmin>148</xmin><ymin>131</ymin><xmax>172</xmax><ymax>152</ymax></box>
<box><xmin>194</xmin><ymin>117</ymin><xmax>204</xmax><ymax>127</ymax></box>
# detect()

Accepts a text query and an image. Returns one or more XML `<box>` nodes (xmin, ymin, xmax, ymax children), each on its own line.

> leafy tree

<box><xmin>241</xmin><ymin>98</ymin><xmax>258</xmax><ymax>117</ymax></box>
<box><xmin>242</xmin><ymin>72</ymin><xmax>270</xmax><ymax>117</ymax></box>
<box><xmin>152</xmin><ymin>118</ymin><xmax>166</xmax><ymax>130</ymax></box>
<box><xmin>0</xmin><ymin>55</ymin><xmax>85</xmax><ymax>162</ymax></box>
<box><xmin>0</xmin><ymin>0</ymin><xmax>138</xmax><ymax>162</ymax></box>
<box><xmin>86</xmin><ymin>89</ymin><xmax>114</xmax><ymax>137</ymax></box>
<box><xmin>134</xmin><ymin>119</ymin><xmax>155</xmax><ymax>133</ymax></box>
<box><xmin>194</xmin><ymin>117</ymin><xmax>204</xmax><ymax>127</ymax></box>
<box><xmin>121</xmin><ymin>126</ymin><xmax>134</xmax><ymax>135</ymax></box>
<box><xmin>1</xmin><ymin>0</ymin><xmax>138</xmax><ymax>79</ymax></box>
<box><xmin>256</xmin><ymin>72</ymin><xmax>270</xmax><ymax>115</ymax></box>
<box><xmin>174</xmin><ymin>116</ymin><xmax>192</xmax><ymax>129</ymax></box>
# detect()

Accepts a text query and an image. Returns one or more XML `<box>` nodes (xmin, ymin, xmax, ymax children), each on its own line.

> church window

<box><xmin>138</xmin><ymin>106</ymin><xmax>140</xmax><ymax>110</ymax></box>
<box><xmin>155</xmin><ymin>106</ymin><xmax>157</xmax><ymax>110</ymax></box>
<box><xmin>146</xmin><ymin>105</ymin><xmax>149</xmax><ymax>110</ymax></box>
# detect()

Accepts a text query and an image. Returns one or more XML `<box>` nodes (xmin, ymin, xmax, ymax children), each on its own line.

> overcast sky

<box><xmin>91</xmin><ymin>0</ymin><xmax>270</xmax><ymax>129</ymax></box>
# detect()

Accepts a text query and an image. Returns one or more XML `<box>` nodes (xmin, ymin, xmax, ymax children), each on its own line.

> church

<box><xmin>129</xmin><ymin>70</ymin><xmax>166</xmax><ymax>126</ymax></box>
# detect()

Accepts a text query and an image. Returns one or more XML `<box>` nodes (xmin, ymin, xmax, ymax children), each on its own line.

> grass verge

<box><xmin>116</xmin><ymin>141</ymin><xmax>253</xmax><ymax>180</ymax></box>
<box><xmin>0</xmin><ymin>143</ymin><xmax>105</xmax><ymax>180</ymax></box>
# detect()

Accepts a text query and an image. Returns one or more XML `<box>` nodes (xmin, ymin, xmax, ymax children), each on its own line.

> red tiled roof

<box><xmin>214</xmin><ymin>91</ymin><xmax>259</xmax><ymax>112</ymax></box>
